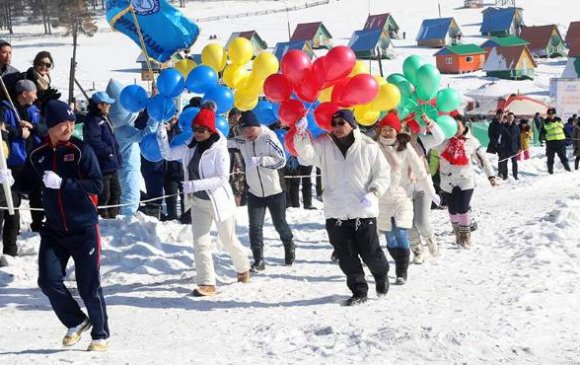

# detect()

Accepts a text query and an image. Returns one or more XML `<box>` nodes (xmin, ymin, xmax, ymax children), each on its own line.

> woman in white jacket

<box><xmin>157</xmin><ymin>108</ymin><xmax>250</xmax><ymax>296</ymax></box>
<box><xmin>432</xmin><ymin>115</ymin><xmax>496</xmax><ymax>248</ymax></box>
<box><xmin>376</xmin><ymin>112</ymin><xmax>439</xmax><ymax>285</ymax></box>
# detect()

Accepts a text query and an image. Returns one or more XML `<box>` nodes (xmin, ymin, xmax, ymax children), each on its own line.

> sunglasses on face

<box><xmin>37</xmin><ymin>62</ymin><xmax>52</xmax><ymax>68</ymax></box>
<box><xmin>193</xmin><ymin>126</ymin><xmax>209</xmax><ymax>133</ymax></box>
<box><xmin>331</xmin><ymin>119</ymin><xmax>346</xmax><ymax>127</ymax></box>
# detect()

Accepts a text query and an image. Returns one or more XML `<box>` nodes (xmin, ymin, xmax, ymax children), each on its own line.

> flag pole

<box><xmin>0</xmin><ymin>77</ymin><xmax>17</xmax><ymax>215</ymax></box>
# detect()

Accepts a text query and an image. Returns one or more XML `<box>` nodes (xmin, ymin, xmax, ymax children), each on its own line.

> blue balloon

<box><xmin>216</xmin><ymin>116</ymin><xmax>230</xmax><ymax>136</ymax></box>
<box><xmin>186</xmin><ymin>65</ymin><xmax>218</xmax><ymax>94</ymax></box>
<box><xmin>271</xmin><ymin>102</ymin><xmax>280</xmax><ymax>120</ymax></box>
<box><xmin>140</xmin><ymin>133</ymin><xmax>163</xmax><ymax>162</ymax></box>
<box><xmin>274</xmin><ymin>128</ymin><xmax>287</xmax><ymax>145</ymax></box>
<box><xmin>304</xmin><ymin>100</ymin><xmax>321</xmax><ymax>112</ymax></box>
<box><xmin>253</xmin><ymin>100</ymin><xmax>277</xmax><ymax>125</ymax></box>
<box><xmin>307</xmin><ymin>112</ymin><xmax>325</xmax><ymax>139</ymax></box>
<box><xmin>202</xmin><ymin>85</ymin><xmax>234</xmax><ymax>114</ymax></box>
<box><xmin>157</xmin><ymin>69</ymin><xmax>185</xmax><ymax>98</ymax></box>
<box><xmin>120</xmin><ymin>85</ymin><xmax>148</xmax><ymax>113</ymax></box>
<box><xmin>147</xmin><ymin>95</ymin><xmax>176</xmax><ymax>122</ymax></box>
<box><xmin>178</xmin><ymin>107</ymin><xmax>199</xmax><ymax>132</ymax></box>
<box><xmin>170</xmin><ymin>130</ymin><xmax>193</xmax><ymax>147</ymax></box>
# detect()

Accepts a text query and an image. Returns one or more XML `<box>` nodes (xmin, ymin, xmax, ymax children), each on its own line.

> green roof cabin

<box><xmin>483</xmin><ymin>45</ymin><xmax>537</xmax><ymax>80</ymax></box>
<box><xmin>364</xmin><ymin>13</ymin><xmax>400</xmax><ymax>39</ymax></box>
<box><xmin>290</xmin><ymin>22</ymin><xmax>332</xmax><ymax>49</ymax></box>
<box><xmin>226</xmin><ymin>31</ymin><xmax>268</xmax><ymax>57</ymax></box>
<box><xmin>434</xmin><ymin>44</ymin><xmax>487</xmax><ymax>74</ymax></box>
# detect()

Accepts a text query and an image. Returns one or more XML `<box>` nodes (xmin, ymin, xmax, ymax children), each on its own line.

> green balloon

<box><xmin>471</xmin><ymin>121</ymin><xmax>490</xmax><ymax>147</ymax></box>
<box><xmin>403</xmin><ymin>55</ymin><xmax>425</xmax><ymax>86</ymax></box>
<box><xmin>398</xmin><ymin>106</ymin><xmax>411</xmax><ymax>119</ymax></box>
<box><xmin>437</xmin><ymin>88</ymin><xmax>461</xmax><ymax>113</ymax></box>
<box><xmin>413</xmin><ymin>104</ymin><xmax>439</xmax><ymax>126</ymax></box>
<box><xmin>415</xmin><ymin>64</ymin><xmax>441</xmax><ymax>101</ymax></box>
<box><xmin>387</xmin><ymin>73</ymin><xmax>408</xmax><ymax>85</ymax></box>
<box><xmin>436</xmin><ymin>115</ymin><xmax>458</xmax><ymax>139</ymax></box>
<box><xmin>395</xmin><ymin>80</ymin><xmax>413</xmax><ymax>100</ymax></box>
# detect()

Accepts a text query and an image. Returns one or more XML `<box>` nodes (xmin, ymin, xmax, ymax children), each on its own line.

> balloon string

<box><xmin>130</xmin><ymin>5</ymin><xmax>156</xmax><ymax>90</ymax></box>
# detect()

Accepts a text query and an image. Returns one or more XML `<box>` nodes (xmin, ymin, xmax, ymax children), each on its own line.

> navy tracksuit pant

<box><xmin>37</xmin><ymin>225</ymin><xmax>109</xmax><ymax>340</ymax></box>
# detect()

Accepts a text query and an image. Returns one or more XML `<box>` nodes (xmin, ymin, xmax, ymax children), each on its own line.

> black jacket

<box><xmin>22</xmin><ymin>137</ymin><xmax>103</xmax><ymax>232</ymax></box>
<box><xmin>487</xmin><ymin>118</ymin><xmax>502</xmax><ymax>154</ymax></box>
<box><xmin>499</xmin><ymin>123</ymin><xmax>520</xmax><ymax>156</ymax></box>
<box><xmin>83</xmin><ymin>109</ymin><xmax>122</xmax><ymax>174</ymax></box>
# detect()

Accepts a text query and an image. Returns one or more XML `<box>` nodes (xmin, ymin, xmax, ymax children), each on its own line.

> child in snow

<box><xmin>517</xmin><ymin>119</ymin><xmax>533</xmax><ymax>161</ymax></box>
<box><xmin>375</xmin><ymin>112</ymin><xmax>440</xmax><ymax>285</ymax></box>
<box><xmin>433</xmin><ymin>115</ymin><xmax>497</xmax><ymax>248</ymax></box>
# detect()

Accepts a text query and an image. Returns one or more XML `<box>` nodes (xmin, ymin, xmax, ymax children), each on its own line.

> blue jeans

<box><xmin>384</xmin><ymin>218</ymin><xmax>409</xmax><ymax>249</ymax></box>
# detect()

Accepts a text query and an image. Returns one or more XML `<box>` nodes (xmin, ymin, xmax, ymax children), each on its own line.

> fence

<box><xmin>192</xmin><ymin>0</ymin><xmax>332</xmax><ymax>22</ymax></box>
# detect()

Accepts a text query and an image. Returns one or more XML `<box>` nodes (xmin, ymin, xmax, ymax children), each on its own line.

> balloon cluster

<box><xmin>387</xmin><ymin>55</ymin><xmax>463</xmax><ymax>138</ymax></box>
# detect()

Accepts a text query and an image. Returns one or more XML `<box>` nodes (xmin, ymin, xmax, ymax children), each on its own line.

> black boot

<box><xmin>388</xmin><ymin>247</ymin><xmax>410</xmax><ymax>285</ymax></box>
<box><xmin>283</xmin><ymin>241</ymin><xmax>295</xmax><ymax>266</ymax></box>
<box><xmin>251</xmin><ymin>247</ymin><xmax>265</xmax><ymax>272</ymax></box>
<box><xmin>375</xmin><ymin>274</ymin><xmax>389</xmax><ymax>297</ymax></box>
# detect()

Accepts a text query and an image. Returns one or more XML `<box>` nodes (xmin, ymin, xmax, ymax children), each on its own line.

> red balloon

<box><xmin>314</xmin><ymin>102</ymin><xmax>341</xmax><ymax>131</ymax></box>
<box><xmin>295</xmin><ymin>70</ymin><xmax>322</xmax><ymax>102</ymax></box>
<box><xmin>284</xmin><ymin>127</ymin><xmax>298</xmax><ymax>156</ymax></box>
<box><xmin>264</xmin><ymin>74</ymin><xmax>292</xmax><ymax>103</ymax></box>
<box><xmin>331</xmin><ymin>77</ymin><xmax>352</xmax><ymax>107</ymax></box>
<box><xmin>281</xmin><ymin>50</ymin><xmax>312</xmax><ymax>86</ymax></box>
<box><xmin>310</xmin><ymin>58</ymin><xmax>326</xmax><ymax>89</ymax></box>
<box><xmin>324</xmin><ymin>46</ymin><xmax>356</xmax><ymax>85</ymax></box>
<box><xmin>339</xmin><ymin>74</ymin><xmax>379</xmax><ymax>106</ymax></box>
<box><xmin>279</xmin><ymin>99</ymin><xmax>306</xmax><ymax>128</ymax></box>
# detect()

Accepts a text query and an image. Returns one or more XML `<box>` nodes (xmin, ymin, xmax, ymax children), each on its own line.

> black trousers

<box><xmin>498</xmin><ymin>152</ymin><xmax>518</xmax><ymax>179</ymax></box>
<box><xmin>286</xmin><ymin>165</ymin><xmax>313</xmax><ymax>208</ymax></box>
<box><xmin>316</xmin><ymin>168</ymin><xmax>322</xmax><ymax>197</ymax></box>
<box><xmin>445</xmin><ymin>187</ymin><xmax>474</xmax><ymax>215</ymax></box>
<box><xmin>247</xmin><ymin>192</ymin><xmax>293</xmax><ymax>250</ymax></box>
<box><xmin>1</xmin><ymin>190</ymin><xmax>20</xmax><ymax>256</ymax></box>
<box><xmin>326</xmin><ymin>218</ymin><xmax>389</xmax><ymax>297</ymax></box>
<box><xmin>164</xmin><ymin>179</ymin><xmax>183</xmax><ymax>220</ymax></box>
<box><xmin>546</xmin><ymin>141</ymin><xmax>570</xmax><ymax>173</ymax></box>
<box><xmin>98</xmin><ymin>172</ymin><xmax>121</xmax><ymax>218</ymax></box>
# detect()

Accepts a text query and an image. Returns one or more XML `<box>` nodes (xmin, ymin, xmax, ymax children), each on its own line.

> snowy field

<box><xmin>1</xmin><ymin>0</ymin><xmax>580</xmax><ymax>364</ymax></box>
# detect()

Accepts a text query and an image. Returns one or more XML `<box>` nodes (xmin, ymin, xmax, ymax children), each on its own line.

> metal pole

<box><xmin>0</xmin><ymin>76</ymin><xmax>16</xmax><ymax>215</ymax></box>
<box><xmin>68</xmin><ymin>18</ymin><xmax>78</xmax><ymax>105</ymax></box>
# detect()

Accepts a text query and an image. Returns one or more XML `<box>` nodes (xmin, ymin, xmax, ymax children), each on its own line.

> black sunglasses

<box><xmin>331</xmin><ymin>119</ymin><xmax>346</xmax><ymax>127</ymax></box>
<box><xmin>193</xmin><ymin>126</ymin><xmax>209</xmax><ymax>133</ymax></box>
<box><xmin>37</xmin><ymin>61</ymin><xmax>52</xmax><ymax>68</ymax></box>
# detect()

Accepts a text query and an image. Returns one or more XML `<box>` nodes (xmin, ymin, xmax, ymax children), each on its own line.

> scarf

<box><xmin>34</xmin><ymin>70</ymin><xmax>50</xmax><ymax>91</ymax></box>
<box><xmin>441</xmin><ymin>136</ymin><xmax>469</xmax><ymax>166</ymax></box>
<box><xmin>379</xmin><ymin>137</ymin><xmax>400</xmax><ymax>169</ymax></box>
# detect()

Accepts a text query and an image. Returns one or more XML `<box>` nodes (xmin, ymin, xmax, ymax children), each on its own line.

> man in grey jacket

<box><xmin>0</xmin><ymin>40</ymin><xmax>20</xmax><ymax>101</ymax></box>
<box><xmin>228</xmin><ymin>111</ymin><xmax>295</xmax><ymax>271</ymax></box>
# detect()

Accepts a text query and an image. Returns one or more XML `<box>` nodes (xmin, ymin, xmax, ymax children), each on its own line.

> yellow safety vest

<box><xmin>544</xmin><ymin>121</ymin><xmax>566</xmax><ymax>141</ymax></box>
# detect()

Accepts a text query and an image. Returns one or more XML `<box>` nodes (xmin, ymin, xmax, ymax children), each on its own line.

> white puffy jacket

<box><xmin>294</xmin><ymin>129</ymin><xmax>390</xmax><ymax>220</ymax></box>
<box><xmin>433</xmin><ymin>129</ymin><xmax>495</xmax><ymax>193</ymax></box>
<box><xmin>376</xmin><ymin>137</ymin><xmax>436</xmax><ymax>231</ymax></box>
<box><xmin>157</xmin><ymin>126</ymin><xmax>235</xmax><ymax>223</ymax></box>
<box><xmin>228</xmin><ymin>126</ymin><xmax>286</xmax><ymax>198</ymax></box>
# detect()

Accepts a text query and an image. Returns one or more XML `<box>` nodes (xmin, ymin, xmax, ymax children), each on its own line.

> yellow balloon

<box><xmin>251</xmin><ymin>52</ymin><xmax>279</xmax><ymax>80</ymax></box>
<box><xmin>349</xmin><ymin>60</ymin><xmax>370</xmax><ymax>77</ymax></box>
<box><xmin>223</xmin><ymin>64</ymin><xmax>250</xmax><ymax>89</ymax></box>
<box><xmin>174</xmin><ymin>59</ymin><xmax>196</xmax><ymax>77</ymax></box>
<box><xmin>318</xmin><ymin>86</ymin><xmax>333</xmax><ymax>102</ymax></box>
<box><xmin>354</xmin><ymin>104</ymin><xmax>380</xmax><ymax>126</ymax></box>
<box><xmin>228</xmin><ymin>37</ymin><xmax>254</xmax><ymax>65</ymax></box>
<box><xmin>244</xmin><ymin>75</ymin><xmax>264</xmax><ymax>95</ymax></box>
<box><xmin>202</xmin><ymin>43</ymin><xmax>227</xmax><ymax>72</ymax></box>
<box><xmin>370</xmin><ymin>83</ymin><xmax>402</xmax><ymax>112</ymax></box>
<box><xmin>234</xmin><ymin>88</ymin><xmax>259</xmax><ymax>111</ymax></box>
<box><xmin>374</xmin><ymin>75</ymin><xmax>387</xmax><ymax>86</ymax></box>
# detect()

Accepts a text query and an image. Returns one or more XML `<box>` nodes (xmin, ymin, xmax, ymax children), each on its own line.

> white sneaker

<box><xmin>63</xmin><ymin>318</ymin><xmax>91</xmax><ymax>346</ymax></box>
<box><xmin>412</xmin><ymin>250</ymin><xmax>425</xmax><ymax>265</ymax></box>
<box><xmin>87</xmin><ymin>339</ymin><xmax>110</xmax><ymax>352</ymax></box>
<box><xmin>426</xmin><ymin>235</ymin><xmax>440</xmax><ymax>257</ymax></box>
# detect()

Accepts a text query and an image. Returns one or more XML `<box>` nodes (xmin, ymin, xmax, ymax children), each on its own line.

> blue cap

<box><xmin>44</xmin><ymin>100</ymin><xmax>76</xmax><ymax>129</ymax></box>
<box><xmin>90</xmin><ymin>91</ymin><xmax>115</xmax><ymax>104</ymax></box>
<box><xmin>332</xmin><ymin>109</ymin><xmax>357</xmax><ymax>128</ymax></box>
<box><xmin>240</xmin><ymin>111</ymin><xmax>260</xmax><ymax>128</ymax></box>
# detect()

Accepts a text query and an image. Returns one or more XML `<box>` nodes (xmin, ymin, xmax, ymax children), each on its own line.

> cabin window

<box><xmin>446</xmin><ymin>57</ymin><xmax>453</xmax><ymax>64</ymax></box>
<box><xmin>466</xmin><ymin>56</ymin><xmax>474</xmax><ymax>63</ymax></box>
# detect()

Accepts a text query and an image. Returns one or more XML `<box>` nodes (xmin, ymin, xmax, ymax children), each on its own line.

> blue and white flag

<box><xmin>106</xmin><ymin>0</ymin><xmax>200</xmax><ymax>62</ymax></box>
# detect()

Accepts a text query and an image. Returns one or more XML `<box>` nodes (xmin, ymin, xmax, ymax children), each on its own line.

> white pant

<box><xmin>190</xmin><ymin>197</ymin><xmax>250</xmax><ymax>285</ymax></box>
<box><xmin>409</xmin><ymin>190</ymin><xmax>434</xmax><ymax>250</ymax></box>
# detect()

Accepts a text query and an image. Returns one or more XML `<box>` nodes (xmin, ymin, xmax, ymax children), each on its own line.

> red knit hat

<box><xmin>378</xmin><ymin>112</ymin><xmax>401</xmax><ymax>133</ymax></box>
<box><xmin>192</xmin><ymin>108</ymin><xmax>216</xmax><ymax>133</ymax></box>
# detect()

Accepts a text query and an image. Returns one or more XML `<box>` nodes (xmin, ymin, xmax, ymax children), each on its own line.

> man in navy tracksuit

<box><xmin>17</xmin><ymin>100</ymin><xmax>110</xmax><ymax>351</ymax></box>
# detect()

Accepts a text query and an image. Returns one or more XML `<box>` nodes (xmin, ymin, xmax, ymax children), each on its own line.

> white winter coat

<box><xmin>294</xmin><ymin>129</ymin><xmax>390</xmax><ymax>220</ymax></box>
<box><xmin>377</xmin><ymin>137</ymin><xmax>437</xmax><ymax>231</ymax></box>
<box><xmin>433</xmin><ymin>129</ymin><xmax>495</xmax><ymax>193</ymax></box>
<box><xmin>227</xmin><ymin>126</ymin><xmax>286</xmax><ymax>198</ymax></box>
<box><xmin>157</xmin><ymin>126</ymin><xmax>235</xmax><ymax>223</ymax></box>
<box><xmin>409</xmin><ymin>124</ymin><xmax>445</xmax><ymax>193</ymax></box>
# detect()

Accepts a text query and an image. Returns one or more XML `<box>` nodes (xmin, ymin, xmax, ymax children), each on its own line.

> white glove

<box><xmin>431</xmin><ymin>193</ymin><xmax>441</xmax><ymax>207</ymax></box>
<box><xmin>0</xmin><ymin>169</ymin><xmax>14</xmax><ymax>187</ymax></box>
<box><xmin>182</xmin><ymin>180</ymin><xmax>200</xmax><ymax>194</ymax></box>
<box><xmin>43</xmin><ymin>171</ymin><xmax>62</xmax><ymax>189</ymax></box>
<box><xmin>360</xmin><ymin>192</ymin><xmax>378</xmax><ymax>210</ymax></box>
<box><xmin>246</xmin><ymin>156</ymin><xmax>262</xmax><ymax>169</ymax></box>
<box><xmin>295</xmin><ymin>117</ymin><xmax>308</xmax><ymax>135</ymax></box>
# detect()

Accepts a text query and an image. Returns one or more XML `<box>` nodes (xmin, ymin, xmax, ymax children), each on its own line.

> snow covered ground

<box><xmin>1</xmin><ymin>0</ymin><xmax>580</xmax><ymax>363</ymax></box>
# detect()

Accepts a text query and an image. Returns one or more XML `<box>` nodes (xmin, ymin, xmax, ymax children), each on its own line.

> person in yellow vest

<box><xmin>540</xmin><ymin>108</ymin><xmax>571</xmax><ymax>174</ymax></box>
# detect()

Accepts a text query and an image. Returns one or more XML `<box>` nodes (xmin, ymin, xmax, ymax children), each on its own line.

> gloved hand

<box><xmin>182</xmin><ymin>180</ymin><xmax>200</xmax><ymax>194</ymax></box>
<box><xmin>295</xmin><ymin>117</ymin><xmax>308</xmax><ymax>136</ymax></box>
<box><xmin>43</xmin><ymin>171</ymin><xmax>62</xmax><ymax>189</ymax></box>
<box><xmin>359</xmin><ymin>192</ymin><xmax>378</xmax><ymax>210</ymax></box>
<box><xmin>0</xmin><ymin>168</ymin><xmax>15</xmax><ymax>187</ymax></box>
<box><xmin>245</xmin><ymin>156</ymin><xmax>262</xmax><ymax>169</ymax></box>
<box><xmin>489</xmin><ymin>176</ymin><xmax>497</xmax><ymax>187</ymax></box>
<box><xmin>431</xmin><ymin>193</ymin><xmax>441</xmax><ymax>207</ymax></box>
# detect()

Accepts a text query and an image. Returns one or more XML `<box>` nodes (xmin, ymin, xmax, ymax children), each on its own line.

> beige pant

<box><xmin>190</xmin><ymin>196</ymin><xmax>250</xmax><ymax>285</ymax></box>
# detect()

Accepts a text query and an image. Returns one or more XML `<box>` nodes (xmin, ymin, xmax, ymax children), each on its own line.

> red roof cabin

<box><xmin>519</xmin><ymin>25</ymin><xmax>566</xmax><ymax>58</ymax></box>
<box><xmin>290</xmin><ymin>22</ymin><xmax>332</xmax><ymax>49</ymax></box>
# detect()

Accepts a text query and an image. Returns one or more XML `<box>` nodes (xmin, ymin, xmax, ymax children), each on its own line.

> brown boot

<box><xmin>457</xmin><ymin>227</ymin><xmax>472</xmax><ymax>249</ymax></box>
<box><xmin>192</xmin><ymin>285</ymin><xmax>217</xmax><ymax>297</ymax></box>
<box><xmin>452</xmin><ymin>223</ymin><xmax>460</xmax><ymax>246</ymax></box>
<box><xmin>237</xmin><ymin>271</ymin><xmax>250</xmax><ymax>283</ymax></box>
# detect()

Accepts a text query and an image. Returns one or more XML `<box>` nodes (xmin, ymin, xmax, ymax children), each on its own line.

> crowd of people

<box><xmin>1</xmin><ymin>39</ymin><xmax>580</xmax><ymax>350</ymax></box>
